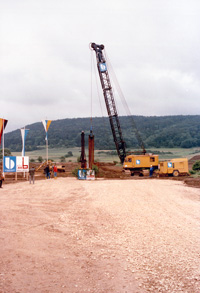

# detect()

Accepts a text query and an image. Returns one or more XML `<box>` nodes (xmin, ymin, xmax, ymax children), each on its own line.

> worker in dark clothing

<box><xmin>0</xmin><ymin>172</ymin><xmax>4</xmax><ymax>188</ymax></box>
<box><xmin>44</xmin><ymin>165</ymin><xmax>50</xmax><ymax>179</ymax></box>
<box><xmin>149</xmin><ymin>165</ymin><xmax>154</xmax><ymax>177</ymax></box>
<box><xmin>29</xmin><ymin>167</ymin><xmax>35</xmax><ymax>184</ymax></box>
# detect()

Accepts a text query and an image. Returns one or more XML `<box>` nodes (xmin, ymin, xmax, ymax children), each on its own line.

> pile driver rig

<box><xmin>90</xmin><ymin>43</ymin><xmax>189</xmax><ymax>177</ymax></box>
<box><xmin>90</xmin><ymin>43</ymin><xmax>159</xmax><ymax>174</ymax></box>
<box><xmin>90</xmin><ymin>43</ymin><xmax>126</xmax><ymax>164</ymax></box>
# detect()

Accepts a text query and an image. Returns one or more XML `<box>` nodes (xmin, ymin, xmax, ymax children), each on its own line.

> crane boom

<box><xmin>91</xmin><ymin>43</ymin><xmax>126</xmax><ymax>163</ymax></box>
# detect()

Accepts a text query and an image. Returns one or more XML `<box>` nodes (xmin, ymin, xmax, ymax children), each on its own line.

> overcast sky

<box><xmin>1</xmin><ymin>0</ymin><xmax>200</xmax><ymax>132</ymax></box>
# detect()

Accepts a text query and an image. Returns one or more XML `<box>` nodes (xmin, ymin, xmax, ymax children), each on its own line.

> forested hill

<box><xmin>4</xmin><ymin>115</ymin><xmax>200</xmax><ymax>152</ymax></box>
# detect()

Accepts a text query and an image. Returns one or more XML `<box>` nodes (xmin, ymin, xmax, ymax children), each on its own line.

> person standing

<box><xmin>149</xmin><ymin>165</ymin><xmax>154</xmax><ymax>177</ymax></box>
<box><xmin>0</xmin><ymin>171</ymin><xmax>4</xmax><ymax>188</ymax></box>
<box><xmin>44</xmin><ymin>164</ymin><xmax>50</xmax><ymax>179</ymax></box>
<box><xmin>53</xmin><ymin>164</ymin><xmax>58</xmax><ymax>179</ymax></box>
<box><xmin>29</xmin><ymin>167</ymin><xmax>35</xmax><ymax>184</ymax></box>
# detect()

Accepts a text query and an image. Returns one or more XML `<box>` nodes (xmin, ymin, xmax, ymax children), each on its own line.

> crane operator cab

<box><xmin>123</xmin><ymin>154</ymin><xmax>159</xmax><ymax>176</ymax></box>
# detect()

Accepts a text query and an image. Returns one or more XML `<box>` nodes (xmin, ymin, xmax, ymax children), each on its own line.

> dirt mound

<box><xmin>97</xmin><ymin>164</ymin><xmax>130</xmax><ymax>179</ymax></box>
<box><xmin>184</xmin><ymin>177</ymin><xmax>200</xmax><ymax>188</ymax></box>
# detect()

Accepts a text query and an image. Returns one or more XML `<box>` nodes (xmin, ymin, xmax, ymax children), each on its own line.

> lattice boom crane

<box><xmin>91</xmin><ymin>43</ymin><xmax>126</xmax><ymax>163</ymax></box>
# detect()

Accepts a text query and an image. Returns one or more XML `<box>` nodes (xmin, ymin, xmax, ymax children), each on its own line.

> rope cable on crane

<box><xmin>90</xmin><ymin>48</ymin><xmax>108</xmax><ymax>130</ymax></box>
<box><xmin>104</xmin><ymin>49</ymin><xmax>122</xmax><ymax>118</ymax></box>
<box><xmin>90</xmin><ymin>49</ymin><xmax>93</xmax><ymax>128</ymax></box>
<box><xmin>105</xmin><ymin>50</ymin><xmax>146</xmax><ymax>153</ymax></box>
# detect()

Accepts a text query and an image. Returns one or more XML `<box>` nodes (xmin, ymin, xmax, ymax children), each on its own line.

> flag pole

<box><xmin>46</xmin><ymin>137</ymin><xmax>48</xmax><ymax>164</ymax></box>
<box><xmin>23</xmin><ymin>126</ymin><xmax>25</xmax><ymax>177</ymax></box>
<box><xmin>22</xmin><ymin>126</ymin><xmax>25</xmax><ymax>157</ymax></box>
<box><xmin>2</xmin><ymin>119</ymin><xmax>4</xmax><ymax>177</ymax></box>
<box><xmin>42</xmin><ymin>120</ymin><xmax>51</xmax><ymax>165</ymax></box>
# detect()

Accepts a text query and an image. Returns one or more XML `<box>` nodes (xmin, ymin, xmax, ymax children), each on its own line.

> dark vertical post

<box><xmin>88</xmin><ymin>129</ymin><xmax>94</xmax><ymax>169</ymax></box>
<box><xmin>81</xmin><ymin>131</ymin><xmax>87</xmax><ymax>169</ymax></box>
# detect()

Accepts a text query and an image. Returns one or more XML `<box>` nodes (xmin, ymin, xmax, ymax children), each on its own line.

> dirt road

<box><xmin>0</xmin><ymin>178</ymin><xmax>200</xmax><ymax>292</ymax></box>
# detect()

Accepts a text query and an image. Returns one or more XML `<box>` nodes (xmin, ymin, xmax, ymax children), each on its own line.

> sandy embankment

<box><xmin>0</xmin><ymin>178</ymin><xmax>200</xmax><ymax>292</ymax></box>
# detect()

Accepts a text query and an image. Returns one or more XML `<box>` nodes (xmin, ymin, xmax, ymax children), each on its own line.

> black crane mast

<box><xmin>91</xmin><ymin>43</ymin><xmax>126</xmax><ymax>163</ymax></box>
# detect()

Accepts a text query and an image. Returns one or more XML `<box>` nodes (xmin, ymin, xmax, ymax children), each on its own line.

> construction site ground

<box><xmin>0</xmin><ymin>156</ymin><xmax>200</xmax><ymax>292</ymax></box>
<box><xmin>3</xmin><ymin>155</ymin><xmax>200</xmax><ymax>188</ymax></box>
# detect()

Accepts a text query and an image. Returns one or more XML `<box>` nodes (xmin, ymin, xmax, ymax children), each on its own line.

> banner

<box><xmin>21</xmin><ymin>128</ymin><xmax>29</xmax><ymax>156</ymax></box>
<box><xmin>78</xmin><ymin>169</ymin><xmax>95</xmax><ymax>180</ymax></box>
<box><xmin>0</xmin><ymin>118</ymin><xmax>8</xmax><ymax>145</ymax></box>
<box><xmin>3</xmin><ymin>156</ymin><xmax>29</xmax><ymax>173</ymax></box>
<box><xmin>42</xmin><ymin>120</ymin><xmax>52</xmax><ymax>140</ymax></box>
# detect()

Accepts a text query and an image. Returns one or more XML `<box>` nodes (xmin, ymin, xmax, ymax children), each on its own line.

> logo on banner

<box><xmin>99</xmin><ymin>63</ymin><xmax>107</xmax><ymax>72</ymax></box>
<box><xmin>3</xmin><ymin>156</ymin><xmax>29</xmax><ymax>172</ymax></box>
<box><xmin>78</xmin><ymin>169</ymin><xmax>87</xmax><ymax>180</ymax></box>
<box><xmin>4</xmin><ymin>157</ymin><xmax>17</xmax><ymax>172</ymax></box>
<box><xmin>16</xmin><ymin>156</ymin><xmax>29</xmax><ymax>172</ymax></box>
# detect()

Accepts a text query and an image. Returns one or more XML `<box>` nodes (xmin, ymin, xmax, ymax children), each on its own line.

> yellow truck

<box><xmin>123</xmin><ymin>155</ymin><xmax>189</xmax><ymax>177</ymax></box>
<box><xmin>123</xmin><ymin>154</ymin><xmax>159</xmax><ymax>176</ymax></box>
<box><xmin>158</xmin><ymin>158</ymin><xmax>189</xmax><ymax>177</ymax></box>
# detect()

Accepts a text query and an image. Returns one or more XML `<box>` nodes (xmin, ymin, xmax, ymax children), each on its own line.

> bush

<box><xmin>37</xmin><ymin>156</ymin><xmax>43</xmax><ymax>163</ymax></box>
<box><xmin>192</xmin><ymin>161</ymin><xmax>200</xmax><ymax>171</ymax></box>
<box><xmin>60</xmin><ymin>156</ymin><xmax>66</xmax><ymax>162</ymax></box>
<box><xmin>72</xmin><ymin>168</ymin><xmax>79</xmax><ymax>177</ymax></box>
<box><xmin>0</xmin><ymin>148</ymin><xmax>12</xmax><ymax>159</ymax></box>
<box><xmin>65</xmin><ymin>151</ymin><xmax>73</xmax><ymax>158</ymax></box>
<box><xmin>92</xmin><ymin>165</ymin><xmax>99</xmax><ymax>175</ymax></box>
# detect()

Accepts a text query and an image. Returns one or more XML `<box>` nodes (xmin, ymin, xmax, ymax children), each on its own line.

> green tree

<box><xmin>4</xmin><ymin>115</ymin><xmax>200</xmax><ymax>151</ymax></box>
<box><xmin>0</xmin><ymin>148</ymin><xmax>12</xmax><ymax>159</ymax></box>
<box><xmin>92</xmin><ymin>165</ymin><xmax>99</xmax><ymax>175</ymax></box>
<box><xmin>60</xmin><ymin>156</ymin><xmax>66</xmax><ymax>162</ymax></box>
<box><xmin>192</xmin><ymin>161</ymin><xmax>200</xmax><ymax>171</ymax></box>
<box><xmin>37</xmin><ymin>156</ymin><xmax>43</xmax><ymax>163</ymax></box>
<box><xmin>65</xmin><ymin>151</ymin><xmax>73</xmax><ymax>158</ymax></box>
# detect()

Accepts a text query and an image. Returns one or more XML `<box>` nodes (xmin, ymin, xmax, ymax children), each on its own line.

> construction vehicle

<box><xmin>35</xmin><ymin>160</ymin><xmax>53</xmax><ymax>172</ymax></box>
<box><xmin>36</xmin><ymin>160</ymin><xmax>65</xmax><ymax>173</ymax></box>
<box><xmin>91</xmin><ymin>43</ymin><xmax>189</xmax><ymax>177</ymax></box>
<box><xmin>91</xmin><ymin>43</ymin><xmax>158</xmax><ymax>175</ymax></box>
<box><xmin>123</xmin><ymin>154</ymin><xmax>159</xmax><ymax>176</ymax></box>
<box><xmin>56</xmin><ymin>165</ymin><xmax>65</xmax><ymax>172</ymax></box>
<box><xmin>158</xmin><ymin>158</ymin><xmax>189</xmax><ymax>177</ymax></box>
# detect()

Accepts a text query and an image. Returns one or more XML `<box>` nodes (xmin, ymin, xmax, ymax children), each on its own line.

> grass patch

<box><xmin>12</xmin><ymin>147</ymin><xmax>200</xmax><ymax>163</ymax></box>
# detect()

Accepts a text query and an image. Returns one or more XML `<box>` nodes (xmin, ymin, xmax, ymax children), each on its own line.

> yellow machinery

<box><xmin>35</xmin><ymin>161</ymin><xmax>65</xmax><ymax>173</ymax></box>
<box><xmin>91</xmin><ymin>43</ymin><xmax>188</xmax><ymax>177</ymax></box>
<box><xmin>158</xmin><ymin>158</ymin><xmax>189</xmax><ymax>177</ymax></box>
<box><xmin>35</xmin><ymin>160</ymin><xmax>53</xmax><ymax>172</ymax></box>
<box><xmin>123</xmin><ymin>154</ymin><xmax>159</xmax><ymax>175</ymax></box>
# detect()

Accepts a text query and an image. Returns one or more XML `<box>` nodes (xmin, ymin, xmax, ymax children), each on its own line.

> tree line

<box><xmin>4</xmin><ymin>115</ymin><xmax>200</xmax><ymax>152</ymax></box>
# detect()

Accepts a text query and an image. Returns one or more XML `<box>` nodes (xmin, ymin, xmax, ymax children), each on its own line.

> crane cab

<box><xmin>123</xmin><ymin>154</ymin><xmax>159</xmax><ymax>175</ymax></box>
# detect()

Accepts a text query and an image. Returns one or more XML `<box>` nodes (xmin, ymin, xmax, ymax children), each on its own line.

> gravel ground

<box><xmin>0</xmin><ymin>178</ymin><xmax>200</xmax><ymax>292</ymax></box>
